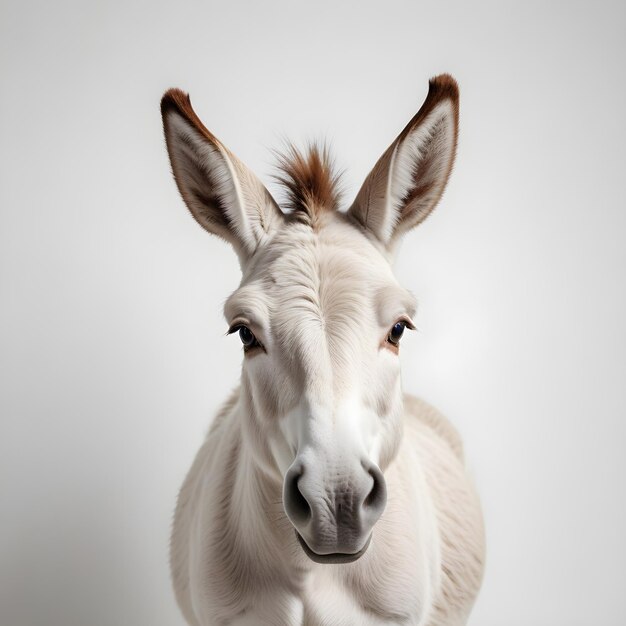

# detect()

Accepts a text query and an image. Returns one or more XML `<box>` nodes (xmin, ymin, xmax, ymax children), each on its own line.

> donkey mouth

<box><xmin>295</xmin><ymin>531</ymin><xmax>372</xmax><ymax>564</ymax></box>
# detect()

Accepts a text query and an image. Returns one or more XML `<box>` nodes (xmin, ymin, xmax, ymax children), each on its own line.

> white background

<box><xmin>1</xmin><ymin>1</ymin><xmax>625</xmax><ymax>624</ymax></box>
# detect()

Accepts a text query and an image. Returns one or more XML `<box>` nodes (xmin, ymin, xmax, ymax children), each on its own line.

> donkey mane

<box><xmin>273</xmin><ymin>142</ymin><xmax>343</xmax><ymax>225</ymax></box>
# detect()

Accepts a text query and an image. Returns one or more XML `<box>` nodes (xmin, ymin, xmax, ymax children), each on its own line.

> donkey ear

<box><xmin>348</xmin><ymin>74</ymin><xmax>459</xmax><ymax>249</ymax></box>
<box><xmin>161</xmin><ymin>89</ymin><xmax>284</xmax><ymax>257</ymax></box>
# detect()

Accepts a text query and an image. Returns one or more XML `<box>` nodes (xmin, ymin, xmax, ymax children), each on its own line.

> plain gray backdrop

<box><xmin>1</xmin><ymin>1</ymin><xmax>625</xmax><ymax>624</ymax></box>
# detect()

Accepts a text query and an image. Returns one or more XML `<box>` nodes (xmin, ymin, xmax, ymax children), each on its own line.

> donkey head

<box><xmin>161</xmin><ymin>75</ymin><xmax>459</xmax><ymax>564</ymax></box>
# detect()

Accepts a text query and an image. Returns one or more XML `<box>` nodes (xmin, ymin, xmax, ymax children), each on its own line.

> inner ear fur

<box><xmin>348</xmin><ymin>74</ymin><xmax>459</xmax><ymax>248</ymax></box>
<box><xmin>161</xmin><ymin>89</ymin><xmax>284</xmax><ymax>256</ymax></box>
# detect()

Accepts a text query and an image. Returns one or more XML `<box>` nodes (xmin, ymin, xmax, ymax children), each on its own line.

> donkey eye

<box><xmin>227</xmin><ymin>322</ymin><xmax>264</xmax><ymax>353</ymax></box>
<box><xmin>387</xmin><ymin>321</ymin><xmax>406</xmax><ymax>346</ymax></box>
<box><xmin>238</xmin><ymin>326</ymin><xmax>258</xmax><ymax>349</ymax></box>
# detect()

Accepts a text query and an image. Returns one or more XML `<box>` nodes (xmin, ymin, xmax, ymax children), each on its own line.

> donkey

<box><xmin>161</xmin><ymin>74</ymin><xmax>484</xmax><ymax>626</ymax></box>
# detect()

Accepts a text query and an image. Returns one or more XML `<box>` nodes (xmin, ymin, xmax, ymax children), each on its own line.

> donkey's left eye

<box><xmin>387</xmin><ymin>321</ymin><xmax>406</xmax><ymax>346</ymax></box>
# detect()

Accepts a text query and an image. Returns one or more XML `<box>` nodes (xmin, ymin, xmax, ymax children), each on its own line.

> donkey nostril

<box><xmin>284</xmin><ymin>466</ymin><xmax>312</xmax><ymax>524</ymax></box>
<box><xmin>363</xmin><ymin>465</ymin><xmax>387</xmax><ymax>513</ymax></box>
<box><xmin>292</xmin><ymin>478</ymin><xmax>312</xmax><ymax>521</ymax></box>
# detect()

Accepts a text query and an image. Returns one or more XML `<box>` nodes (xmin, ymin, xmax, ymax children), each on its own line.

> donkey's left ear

<box><xmin>348</xmin><ymin>74</ymin><xmax>459</xmax><ymax>250</ymax></box>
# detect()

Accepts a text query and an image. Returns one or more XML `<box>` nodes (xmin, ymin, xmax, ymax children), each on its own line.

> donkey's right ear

<box><xmin>161</xmin><ymin>89</ymin><xmax>284</xmax><ymax>257</ymax></box>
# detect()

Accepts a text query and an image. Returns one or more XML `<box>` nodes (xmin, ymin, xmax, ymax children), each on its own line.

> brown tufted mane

<box><xmin>273</xmin><ymin>142</ymin><xmax>343</xmax><ymax>223</ymax></box>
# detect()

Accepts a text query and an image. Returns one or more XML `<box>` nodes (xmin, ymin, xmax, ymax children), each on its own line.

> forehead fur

<box><xmin>224</xmin><ymin>214</ymin><xmax>416</xmax><ymax>410</ymax></box>
<box><xmin>227</xmin><ymin>214</ymin><xmax>416</xmax><ymax>333</ymax></box>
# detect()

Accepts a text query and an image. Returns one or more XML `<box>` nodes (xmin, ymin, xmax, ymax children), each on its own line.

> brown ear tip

<box><xmin>160</xmin><ymin>88</ymin><xmax>191</xmax><ymax>117</ymax></box>
<box><xmin>428</xmin><ymin>74</ymin><xmax>459</xmax><ymax>101</ymax></box>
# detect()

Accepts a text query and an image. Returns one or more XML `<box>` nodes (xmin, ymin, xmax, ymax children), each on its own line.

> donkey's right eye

<box><xmin>227</xmin><ymin>323</ymin><xmax>262</xmax><ymax>352</ymax></box>
<box><xmin>227</xmin><ymin>323</ymin><xmax>263</xmax><ymax>353</ymax></box>
<box><xmin>238</xmin><ymin>326</ymin><xmax>258</xmax><ymax>349</ymax></box>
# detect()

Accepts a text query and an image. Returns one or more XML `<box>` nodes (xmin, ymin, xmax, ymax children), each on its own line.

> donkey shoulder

<box><xmin>403</xmin><ymin>394</ymin><xmax>464</xmax><ymax>463</ymax></box>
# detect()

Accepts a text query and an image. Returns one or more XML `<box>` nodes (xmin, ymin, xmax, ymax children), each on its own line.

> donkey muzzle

<box><xmin>283</xmin><ymin>458</ymin><xmax>387</xmax><ymax>563</ymax></box>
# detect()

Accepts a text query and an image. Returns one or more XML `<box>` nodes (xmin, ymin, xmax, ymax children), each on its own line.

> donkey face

<box><xmin>161</xmin><ymin>75</ymin><xmax>459</xmax><ymax>563</ymax></box>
